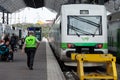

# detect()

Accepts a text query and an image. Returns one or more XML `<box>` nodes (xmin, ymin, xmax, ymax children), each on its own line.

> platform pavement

<box><xmin>0</xmin><ymin>37</ymin><xmax>65</xmax><ymax>80</ymax></box>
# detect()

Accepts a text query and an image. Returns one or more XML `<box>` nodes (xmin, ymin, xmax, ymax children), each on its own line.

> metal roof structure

<box><xmin>45</xmin><ymin>0</ymin><xmax>120</xmax><ymax>13</ymax></box>
<box><xmin>0</xmin><ymin>0</ymin><xmax>110</xmax><ymax>13</ymax></box>
<box><xmin>0</xmin><ymin>0</ymin><xmax>26</xmax><ymax>13</ymax></box>
<box><xmin>0</xmin><ymin>0</ymin><xmax>44</xmax><ymax>13</ymax></box>
<box><xmin>0</xmin><ymin>0</ymin><xmax>119</xmax><ymax>13</ymax></box>
<box><xmin>24</xmin><ymin>0</ymin><xmax>44</xmax><ymax>8</ymax></box>
<box><xmin>105</xmin><ymin>0</ymin><xmax>120</xmax><ymax>13</ymax></box>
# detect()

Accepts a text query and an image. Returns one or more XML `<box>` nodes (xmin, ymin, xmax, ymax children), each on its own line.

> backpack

<box><xmin>0</xmin><ymin>44</ymin><xmax>9</xmax><ymax>55</ymax></box>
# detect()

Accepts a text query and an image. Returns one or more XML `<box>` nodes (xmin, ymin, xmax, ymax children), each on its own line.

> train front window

<box><xmin>67</xmin><ymin>16</ymin><xmax>102</xmax><ymax>36</ymax></box>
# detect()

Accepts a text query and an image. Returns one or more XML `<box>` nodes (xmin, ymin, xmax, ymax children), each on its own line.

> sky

<box><xmin>9</xmin><ymin>7</ymin><xmax>57</xmax><ymax>24</ymax></box>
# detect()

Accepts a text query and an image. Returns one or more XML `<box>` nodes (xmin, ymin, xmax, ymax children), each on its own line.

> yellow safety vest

<box><xmin>25</xmin><ymin>35</ymin><xmax>36</xmax><ymax>48</ymax></box>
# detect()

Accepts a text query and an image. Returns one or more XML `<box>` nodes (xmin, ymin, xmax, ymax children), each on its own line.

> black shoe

<box><xmin>29</xmin><ymin>67</ymin><xmax>33</xmax><ymax>70</ymax></box>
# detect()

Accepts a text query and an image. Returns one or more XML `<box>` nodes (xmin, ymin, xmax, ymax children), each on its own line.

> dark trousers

<box><xmin>10</xmin><ymin>44</ymin><xmax>15</xmax><ymax>51</ymax></box>
<box><xmin>25</xmin><ymin>48</ymin><xmax>36</xmax><ymax>68</ymax></box>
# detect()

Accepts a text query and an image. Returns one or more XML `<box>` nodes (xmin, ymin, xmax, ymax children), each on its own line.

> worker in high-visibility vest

<box><xmin>22</xmin><ymin>31</ymin><xmax>40</xmax><ymax>70</ymax></box>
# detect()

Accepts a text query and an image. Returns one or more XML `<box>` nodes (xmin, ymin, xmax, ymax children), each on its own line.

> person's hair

<box><xmin>28</xmin><ymin>31</ymin><xmax>34</xmax><ymax>35</ymax></box>
<box><xmin>12</xmin><ymin>33</ymin><xmax>14</xmax><ymax>36</ymax></box>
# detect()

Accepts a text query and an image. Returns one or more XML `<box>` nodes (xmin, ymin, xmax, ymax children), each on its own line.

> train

<box><xmin>27</xmin><ymin>27</ymin><xmax>42</xmax><ymax>41</ymax></box>
<box><xmin>0</xmin><ymin>23</ymin><xmax>15</xmax><ymax>39</ymax></box>
<box><xmin>107</xmin><ymin>11</ymin><xmax>120</xmax><ymax>60</ymax></box>
<box><xmin>48</xmin><ymin>4</ymin><xmax>108</xmax><ymax>66</ymax></box>
<box><xmin>0</xmin><ymin>23</ymin><xmax>26</xmax><ymax>40</ymax></box>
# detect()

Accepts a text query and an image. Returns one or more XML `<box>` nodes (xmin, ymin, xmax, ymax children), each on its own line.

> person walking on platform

<box><xmin>22</xmin><ymin>31</ymin><xmax>40</xmax><ymax>70</ymax></box>
<box><xmin>10</xmin><ymin>33</ymin><xmax>16</xmax><ymax>51</ymax></box>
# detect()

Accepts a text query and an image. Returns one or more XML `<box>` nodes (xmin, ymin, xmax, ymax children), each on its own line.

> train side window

<box><xmin>107</xmin><ymin>24</ymin><xmax>109</xmax><ymax>29</ymax></box>
<box><xmin>60</xmin><ymin>22</ymin><xmax>61</xmax><ymax>34</ymax></box>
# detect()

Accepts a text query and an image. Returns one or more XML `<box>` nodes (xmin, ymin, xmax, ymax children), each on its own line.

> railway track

<box><xmin>63</xmin><ymin>66</ymin><xmax>107</xmax><ymax>80</ymax></box>
<box><xmin>50</xmin><ymin>45</ymin><xmax>119</xmax><ymax>80</ymax></box>
<box><xmin>64</xmin><ymin>71</ymin><xmax>79</xmax><ymax>80</ymax></box>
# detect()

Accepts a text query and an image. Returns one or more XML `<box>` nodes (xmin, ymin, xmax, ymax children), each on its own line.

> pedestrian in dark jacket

<box><xmin>10</xmin><ymin>33</ymin><xmax>17</xmax><ymax>51</ymax></box>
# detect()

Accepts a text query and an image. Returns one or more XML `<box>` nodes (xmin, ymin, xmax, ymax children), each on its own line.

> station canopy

<box><xmin>0</xmin><ymin>0</ymin><xmax>44</xmax><ymax>13</ymax></box>
<box><xmin>0</xmin><ymin>0</ymin><xmax>117</xmax><ymax>13</ymax></box>
<box><xmin>0</xmin><ymin>0</ymin><xmax>68</xmax><ymax>13</ymax></box>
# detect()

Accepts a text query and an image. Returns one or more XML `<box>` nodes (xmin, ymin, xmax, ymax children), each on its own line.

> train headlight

<box><xmin>67</xmin><ymin>43</ymin><xmax>75</xmax><ymax>48</ymax></box>
<box><xmin>96</xmin><ymin>44</ymin><xmax>103</xmax><ymax>48</ymax></box>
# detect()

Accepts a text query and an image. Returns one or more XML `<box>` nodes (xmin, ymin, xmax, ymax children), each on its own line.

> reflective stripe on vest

<box><xmin>25</xmin><ymin>35</ymin><xmax>36</xmax><ymax>48</ymax></box>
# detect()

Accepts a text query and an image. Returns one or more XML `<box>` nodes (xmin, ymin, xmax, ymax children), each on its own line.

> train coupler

<box><xmin>71</xmin><ymin>53</ymin><xmax>117</xmax><ymax>80</ymax></box>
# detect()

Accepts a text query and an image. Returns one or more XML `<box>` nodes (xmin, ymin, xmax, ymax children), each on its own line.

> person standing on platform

<box><xmin>10</xmin><ymin>33</ymin><xmax>16</xmax><ymax>60</ymax></box>
<box><xmin>3</xmin><ymin>34</ymin><xmax>10</xmax><ymax>44</ymax></box>
<box><xmin>10</xmin><ymin>33</ymin><xmax>16</xmax><ymax>52</ymax></box>
<box><xmin>22</xmin><ymin>31</ymin><xmax>40</xmax><ymax>70</ymax></box>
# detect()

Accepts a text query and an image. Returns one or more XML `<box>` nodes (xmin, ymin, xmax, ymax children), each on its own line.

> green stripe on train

<box><xmin>61</xmin><ymin>43</ymin><xmax>108</xmax><ymax>49</ymax></box>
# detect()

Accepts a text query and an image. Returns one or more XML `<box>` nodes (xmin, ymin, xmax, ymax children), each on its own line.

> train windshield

<box><xmin>67</xmin><ymin>16</ymin><xmax>102</xmax><ymax>36</ymax></box>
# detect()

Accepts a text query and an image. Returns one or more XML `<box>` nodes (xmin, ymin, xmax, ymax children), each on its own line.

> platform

<box><xmin>0</xmin><ymin>38</ymin><xmax>65</xmax><ymax>80</ymax></box>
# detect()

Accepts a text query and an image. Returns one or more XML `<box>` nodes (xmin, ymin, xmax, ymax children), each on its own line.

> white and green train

<box><xmin>108</xmin><ymin>11</ymin><xmax>120</xmax><ymax>60</ymax></box>
<box><xmin>48</xmin><ymin>4</ymin><xmax>108</xmax><ymax>66</ymax></box>
<box><xmin>0</xmin><ymin>23</ymin><xmax>13</xmax><ymax>39</ymax></box>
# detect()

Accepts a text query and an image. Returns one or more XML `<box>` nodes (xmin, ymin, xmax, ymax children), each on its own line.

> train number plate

<box><xmin>81</xmin><ymin>48</ymin><xmax>89</xmax><ymax>50</ymax></box>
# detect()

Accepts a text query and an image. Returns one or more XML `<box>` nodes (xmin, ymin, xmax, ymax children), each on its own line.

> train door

<box><xmin>35</xmin><ymin>28</ymin><xmax>42</xmax><ymax>41</ymax></box>
<box><xmin>117</xmin><ymin>29</ymin><xmax>120</xmax><ymax>58</ymax></box>
<box><xmin>19</xmin><ymin>30</ymin><xmax>22</xmax><ymax>38</ymax></box>
<box><xmin>27</xmin><ymin>27</ymin><xmax>42</xmax><ymax>41</ymax></box>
